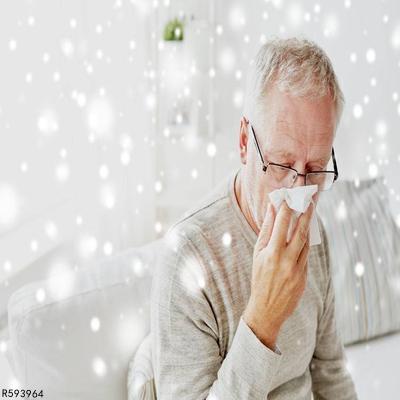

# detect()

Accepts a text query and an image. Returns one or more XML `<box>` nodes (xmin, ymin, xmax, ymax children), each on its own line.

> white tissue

<box><xmin>268</xmin><ymin>185</ymin><xmax>321</xmax><ymax>246</ymax></box>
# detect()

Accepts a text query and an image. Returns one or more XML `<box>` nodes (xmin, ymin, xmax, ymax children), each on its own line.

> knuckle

<box><xmin>282</xmin><ymin>202</ymin><xmax>292</xmax><ymax>217</ymax></box>
<box><xmin>265</xmin><ymin>249</ymin><xmax>278</xmax><ymax>264</ymax></box>
<box><xmin>278</xmin><ymin>201</ymin><xmax>287</xmax><ymax>214</ymax></box>
<box><xmin>282</xmin><ymin>213</ymin><xmax>292</xmax><ymax>226</ymax></box>
<box><xmin>299</xmin><ymin>226</ymin><xmax>309</xmax><ymax>242</ymax></box>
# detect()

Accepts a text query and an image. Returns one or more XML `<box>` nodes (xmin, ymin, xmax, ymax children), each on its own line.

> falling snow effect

<box><xmin>0</xmin><ymin>0</ymin><xmax>400</xmax><ymax>395</ymax></box>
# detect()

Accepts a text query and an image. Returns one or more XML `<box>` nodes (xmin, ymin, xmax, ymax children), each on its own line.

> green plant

<box><xmin>163</xmin><ymin>18</ymin><xmax>184</xmax><ymax>41</ymax></box>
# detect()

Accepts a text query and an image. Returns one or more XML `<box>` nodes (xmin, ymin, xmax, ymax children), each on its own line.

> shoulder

<box><xmin>153</xmin><ymin>190</ymin><xmax>232</xmax><ymax>299</ymax></box>
<box><xmin>164</xmin><ymin>175</ymin><xmax>234</xmax><ymax>257</ymax></box>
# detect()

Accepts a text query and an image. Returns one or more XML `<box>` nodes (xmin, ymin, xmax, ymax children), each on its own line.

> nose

<box><xmin>292</xmin><ymin>172</ymin><xmax>306</xmax><ymax>187</ymax></box>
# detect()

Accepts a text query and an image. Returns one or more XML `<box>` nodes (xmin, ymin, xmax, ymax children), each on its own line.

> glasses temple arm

<box><xmin>332</xmin><ymin>147</ymin><xmax>339</xmax><ymax>180</ymax></box>
<box><xmin>250</xmin><ymin>125</ymin><xmax>266</xmax><ymax>165</ymax></box>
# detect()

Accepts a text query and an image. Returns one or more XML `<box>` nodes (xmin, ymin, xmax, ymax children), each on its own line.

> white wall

<box><xmin>0</xmin><ymin>0</ymin><xmax>157</xmax><ymax>288</ymax></box>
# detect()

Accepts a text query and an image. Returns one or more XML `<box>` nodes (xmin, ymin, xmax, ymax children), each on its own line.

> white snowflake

<box><xmin>335</xmin><ymin>200</ymin><xmax>347</xmax><ymax>220</ymax></box>
<box><xmin>366</xmin><ymin>48</ymin><xmax>376</xmax><ymax>63</ymax></box>
<box><xmin>207</xmin><ymin>142</ymin><xmax>217</xmax><ymax>158</ymax></box>
<box><xmin>0</xmin><ymin>184</ymin><xmax>21</xmax><ymax>227</ymax></box>
<box><xmin>87</xmin><ymin>97</ymin><xmax>115</xmax><ymax>139</ymax></box>
<box><xmin>35</xmin><ymin>288</ymin><xmax>46</xmax><ymax>303</ymax></box>
<box><xmin>100</xmin><ymin>183</ymin><xmax>116</xmax><ymax>209</ymax></box>
<box><xmin>92</xmin><ymin>357</ymin><xmax>107</xmax><ymax>377</ymax></box>
<box><xmin>222</xmin><ymin>232</ymin><xmax>232</xmax><ymax>247</ymax></box>
<box><xmin>103</xmin><ymin>241</ymin><xmax>113</xmax><ymax>255</ymax></box>
<box><xmin>353</xmin><ymin>104</ymin><xmax>363</xmax><ymax>119</ymax></box>
<box><xmin>9</xmin><ymin>39</ymin><xmax>17</xmax><ymax>51</ymax></box>
<box><xmin>90</xmin><ymin>317</ymin><xmax>101</xmax><ymax>332</ymax></box>
<box><xmin>37</xmin><ymin>109</ymin><xmax>59</xmax><ymax>135</ymax></box>
<box><xmin>354</xmin><ymin>262</ymin><xmax>365</xmax><ymax>277</ymax></box>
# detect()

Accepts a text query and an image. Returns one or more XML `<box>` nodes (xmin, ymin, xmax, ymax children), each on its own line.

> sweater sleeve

<box><xmin>151</xmin><ymin>231</ymin><xmax>282</xmax><ymax>400</ymax></box>
<box><xmin>310</xmin><ymin>221</ymin><xmax>359</xmax><ymax>399</ymax></box>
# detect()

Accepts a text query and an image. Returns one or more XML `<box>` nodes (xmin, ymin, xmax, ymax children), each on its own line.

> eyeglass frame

<box><xmin>248</xmin><ymin>122</ymin><xmax>339</xmax><ymax>190</ymax></box>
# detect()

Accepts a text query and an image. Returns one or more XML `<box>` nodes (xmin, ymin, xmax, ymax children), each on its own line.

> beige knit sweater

<box><xmin>151</xmin><ymin>168</ymin><xmax>358</xmax><ymax>399</ymax></box>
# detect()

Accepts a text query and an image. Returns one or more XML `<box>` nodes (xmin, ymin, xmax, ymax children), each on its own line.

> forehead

<box><xmin>256</xmin><ymin>88</ymin><xmax>336</xmax><ymax>159</ymax></box>
<box><xmin>263</xmin><ymin>119</ymin><xmax>333</xmax><ymax>158</ymax></box>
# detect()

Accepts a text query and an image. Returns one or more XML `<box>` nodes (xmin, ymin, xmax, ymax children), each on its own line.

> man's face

<box><xmin>239</xmin><ymin>84</ymin><xmax>336</xmax><ymax>230</ymax></box>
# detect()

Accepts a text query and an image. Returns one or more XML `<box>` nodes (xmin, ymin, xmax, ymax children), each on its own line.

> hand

<box><xmin>243</xmin><ymin>200</ymin><xmax>314</xmax><ymax>350</ymax></box>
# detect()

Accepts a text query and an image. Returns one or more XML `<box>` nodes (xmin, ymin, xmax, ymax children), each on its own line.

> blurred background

<box><xmin>1</xmin><ymin>0</ymin><xmax>400</xmax><ymax>393</ymax></box>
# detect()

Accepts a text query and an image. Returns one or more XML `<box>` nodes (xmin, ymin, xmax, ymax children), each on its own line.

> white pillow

<box><xmin>6</xmin><ymin>240</ymin><xmax>162</xmax><ymax>400</ymax></box>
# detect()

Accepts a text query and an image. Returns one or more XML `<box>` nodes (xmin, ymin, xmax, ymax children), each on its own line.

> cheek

<box><xmin>251</xmin><ymin>174</ymin><xmax>273</xmax><ymax>221</ymax></box>
<box><xmin>259</xmin><ymin>187</ymin><xmax>271</xmax><ymax>215</ymax></box>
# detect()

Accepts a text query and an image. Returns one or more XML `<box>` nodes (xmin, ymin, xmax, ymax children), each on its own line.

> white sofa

<box><xmin>2</xmin><ymin>239</ymin><xmax>400</xmax><ymax>399</ymax></box>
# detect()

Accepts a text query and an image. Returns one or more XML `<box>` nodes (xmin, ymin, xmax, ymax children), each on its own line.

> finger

<box><xmin>269</xmin><ymin>200</ymin><xmax>293</xmax><ymax>248</ymax></box>
<box><xmin>297</xmin><ymin>234</ymin><xmax>310</xmax><ymax>279</ymax></box>
<box><xmin>287</xmin><ymin>201</ymin><xmax>314</xmax><ymax>259</ymax></box>
<box><xmin>254</xmin><ymin>202</ymin><xmax>276</xmax><ymax>254</ymax></box>
<box><xmin>297</xmin><ymin>232</ymin><xmax>310</xmax><ymax>274</ymax></box>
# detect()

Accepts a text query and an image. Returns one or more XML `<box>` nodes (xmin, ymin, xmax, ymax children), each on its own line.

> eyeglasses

<box><xmin>249</xmin><ymin>123</ymin><xmax>339</xmax><ymax>191</ymax></box>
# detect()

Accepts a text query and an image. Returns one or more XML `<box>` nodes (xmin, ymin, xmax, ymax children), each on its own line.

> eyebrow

<box><xmin>268</xmin><ymin>150</ymin><xmax>329</xmax><ymax>164</ymax></box>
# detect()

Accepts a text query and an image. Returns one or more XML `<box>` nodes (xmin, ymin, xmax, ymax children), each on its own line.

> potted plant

<box><xmin>163</xmin><ymin>17</ymin><xmax>184</xmax><ymax>41</ymax></box>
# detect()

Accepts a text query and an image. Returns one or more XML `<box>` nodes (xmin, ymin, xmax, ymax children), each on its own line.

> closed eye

<box><xmin>270</xmin><ymin>162</ymin><xmax>293</xmax><ymax>168</ymax></box>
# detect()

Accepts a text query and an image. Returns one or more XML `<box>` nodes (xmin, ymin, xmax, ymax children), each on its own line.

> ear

<box><xmin>239</xmin><ymin>116</ymin><xmax>249</xmax><ymax>164</ymax></box>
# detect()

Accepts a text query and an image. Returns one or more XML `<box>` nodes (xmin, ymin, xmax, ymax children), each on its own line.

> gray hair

<box><xmin>243</xmin><ymin>37</ymin><xmax>345</xmax><ymax>130</ymax></box>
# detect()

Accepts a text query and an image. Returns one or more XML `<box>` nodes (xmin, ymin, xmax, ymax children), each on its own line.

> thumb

<box><xmin>254</xmin><ymin>202</ymin><xmax>275</xmax><ymax>254</ymax></box>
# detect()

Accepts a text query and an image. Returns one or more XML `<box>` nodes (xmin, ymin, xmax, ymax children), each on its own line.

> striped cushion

<box><xmin>317</xmin><ymin>176</ymin><xmax>400</xmax><ymax>345</ymax></box>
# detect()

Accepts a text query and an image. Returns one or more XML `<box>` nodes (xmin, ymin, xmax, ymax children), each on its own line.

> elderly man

<box><xmin>151</xmin><ymin>37</ymin><xmax>358</xmax><ymax>399</ymax></box>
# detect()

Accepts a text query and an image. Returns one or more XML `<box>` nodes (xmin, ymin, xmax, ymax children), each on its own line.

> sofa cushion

<box><xmin>6</xmin><ymin>240</ymin><xmax>162</xmax><ymax>400</ymax></box>
<box><xmin>317</xmin><ymin>176</ymin><xmax>400</xmax><ymax>345</ymax></box>
<box><xmin>127</xmin><ymin>333</ymin><xmax>156</xmax><ymax>400</ymax></box>
<box><xmin>344</xmin><ymin>331</ymin><xmax>400</xmax><ymax>399</ymax></box>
